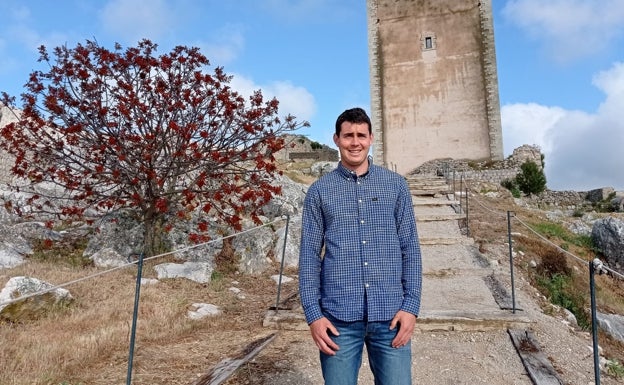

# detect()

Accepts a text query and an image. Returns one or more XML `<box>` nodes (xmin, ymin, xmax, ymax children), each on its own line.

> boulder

<box><xmin>153</xmin><ymin>261</ymin><xmax>213</xmax><ymax>283</ymax></box>
<box><xmin>187</xmin><ymin>303</ymin><xmax>221</xmax><ymax>320</ymax></box>
<box><xmin>310</xmin><ymin>161</ymin><xmax>338</xmax><ymax>177</ymax></box>
<box><xmin>597</xmin><ymin>312</ymin><xmax>624</xmax><ymax>343</ymax></box>
<box><xmin>611</xmin><ymin>196</ymin><xmax>624</xmax><ymax>212</ymax></box>
<box><xmin>261</xmin><ymin>173</ymin><xmax>307</xmax><ymax>218</ymax></box>
<box><xmin>0</xmin><ymin>276</ymin><xmax>73</xmax><ymax>322</ymax></box>
<box><xmin>586</xmin><ymin>187</ymin><xmax>615</xmax><ymax>203</ymax></box>
<box><xmin>0</xmin><ymin>221</ymin><xmax>63</xmax><ymax>270</ymax></box>
<box><xmin>234</xmin><ymin>218</ymin><xmax>275</xmax><ymax>274</ymax></box>
<box><xmin>273</xmin><ymin>214</ymin><xmax>302</xmax><ymax>268</ymax></box>
<box><xmin>591</xmin><ymin>217</ymin><xmax>624</xmax><ymax>271</ymax></box>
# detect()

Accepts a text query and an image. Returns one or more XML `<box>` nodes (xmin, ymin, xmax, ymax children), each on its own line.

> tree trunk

<box><xmin>143</xmin><ymin>211</ymin><xmax>168</xmax><ymax>258</ymax></box>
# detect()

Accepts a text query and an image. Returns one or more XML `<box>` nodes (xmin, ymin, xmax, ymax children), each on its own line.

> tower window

<box><xmin>422</xmin><ymin>32</ymin><xmax>436</xmax><ymax>51</ymax></box>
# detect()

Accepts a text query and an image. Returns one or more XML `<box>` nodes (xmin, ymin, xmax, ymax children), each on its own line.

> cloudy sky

<box><xmin>0</xmin><ymin>0</ymin><xmax>623</xmax><ymax>191</ymax></box>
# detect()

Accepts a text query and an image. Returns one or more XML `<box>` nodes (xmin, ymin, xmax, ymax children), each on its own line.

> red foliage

<box><xmin>0</xmin><ymin>39</ymin><xmax>309</xmax><ymax>256</ymax></box>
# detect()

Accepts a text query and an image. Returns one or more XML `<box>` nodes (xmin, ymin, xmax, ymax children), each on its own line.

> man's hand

<box><xmin>389</xmin><ymin>310</ymin><xmax>417</xmax><ymax>348</ymax></box>
<box><xmin>309</xmin><ymin>317</ymin><xmax>340</xmax><ymax>355</ymax></box>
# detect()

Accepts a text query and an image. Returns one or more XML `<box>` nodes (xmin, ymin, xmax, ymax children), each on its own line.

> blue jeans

<box><xmin>320</xmin><ymin>315</ymin><xmax>412</xmax><ymax>385</ymax></box>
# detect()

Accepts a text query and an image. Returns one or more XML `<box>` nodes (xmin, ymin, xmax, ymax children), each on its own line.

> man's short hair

<box><xmin>335</xmin><ymin>107</ymin><xmax>372</xmax><ymax>136</ymax></box>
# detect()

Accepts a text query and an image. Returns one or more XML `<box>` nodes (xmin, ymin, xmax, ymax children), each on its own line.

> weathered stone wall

<box><xmin>367</xmin><ymin>0</ymin><xmax>503</xmax><ymax>175</ymax></box>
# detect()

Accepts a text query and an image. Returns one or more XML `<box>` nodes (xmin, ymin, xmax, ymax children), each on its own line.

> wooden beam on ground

<box><xmin>189</xmin><ymin>332</ymin><xmax>277</xmax><ymax>385</ymax></box>
<box><xmin>508</xmin><ymin>329</ymin><xmax>564</xmax><ymax>385</ymax></box>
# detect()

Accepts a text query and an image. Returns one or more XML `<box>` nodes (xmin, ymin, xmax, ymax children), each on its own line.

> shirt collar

<box><xmin>337</xmin><ymin>156</ymin><xmax>374</xmax><ymax>180</ymax></box>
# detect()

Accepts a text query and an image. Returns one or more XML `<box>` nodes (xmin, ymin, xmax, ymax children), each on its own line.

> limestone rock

<box><xmin>0</xmin><ymin>276</ymin><xmax>73</xmax><ymax>322</ymax></box>
<box><xmin>591</xmin><ymin>217</ymin><xmax>624</xmax><ymax>271</ymax></box>
<box><xmin>153</xmin><ymin>261</ymin><xmax>213</xmax><ymax>283</ymax></box>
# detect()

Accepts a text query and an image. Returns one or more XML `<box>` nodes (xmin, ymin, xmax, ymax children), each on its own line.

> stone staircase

<box><xmin>408</xmin><ymin>174</ymin><xmax>530</xmax><ymax>331</ymax></box>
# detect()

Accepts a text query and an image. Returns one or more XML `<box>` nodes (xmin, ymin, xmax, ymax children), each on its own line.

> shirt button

<box><xmin>358</xmin><ymin>199</ymin><xmax>362</xmax><ymax>203</ymax></box>
<box><xmin>360</xmin><ymin>220</ymin><xmax>365</xmax><ymax>224</ymax></box>
<box><xmin>364</xmin><ymin>262</ymin><xmax>368</xmax><ymax>266</ymax></box>
<box><xmin>365</xmin><ymin>283</ymin><xmax>370</xmax><ymax>288</ymax></box>
<box><xmin>362</xmin><ymin>240</ymin><xmax>366</xmax><ymax>244</ymax></box>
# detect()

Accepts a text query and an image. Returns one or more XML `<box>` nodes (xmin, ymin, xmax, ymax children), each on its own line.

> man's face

<box><xmin>333</xmin><ymin>121</ymin><xmax>373</xmax><ymax>175</ymax></box>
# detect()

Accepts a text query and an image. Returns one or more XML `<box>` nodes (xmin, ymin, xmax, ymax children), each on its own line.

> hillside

<box><xmin>1</xmin><ymin>163</ymin><xmax>624</xmax><ymax>384</ymax></box>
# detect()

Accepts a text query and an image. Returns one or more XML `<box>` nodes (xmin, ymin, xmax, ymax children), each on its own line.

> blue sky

<box><xmin>1</xmin><ymin>0</ymin><xmax>623</xmax><ymax>191</ymax></box>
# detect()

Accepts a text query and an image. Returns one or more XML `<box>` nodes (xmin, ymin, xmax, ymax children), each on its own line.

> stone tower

<box><xmin>367</xmin><ymin>0</ymin><xmax>503</xmax><ymax>174</ymax></box>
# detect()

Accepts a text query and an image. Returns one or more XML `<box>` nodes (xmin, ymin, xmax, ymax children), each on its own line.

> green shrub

<box><xmin>501</xmin><ymin>178</ymin><xmax>521</xmax><ymax>198</ymax></box>
<box><xmin>515</xmin><ymin>161</ymin><xmax>547</xmax><ymax>195</ymax></box>
<box><xmin>535</xmin><ymin>272</ymin><xmax>590</xmax><ymax>329</ymax></box>
<box><xmin>606</xmin><ymin>359</ymin><xmax>624</xmax><ymax>379</ymax></box>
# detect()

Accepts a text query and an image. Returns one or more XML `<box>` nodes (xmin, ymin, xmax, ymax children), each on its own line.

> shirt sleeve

<box><xmin>396</xmin><ymin>178</ymin><xmax>423</xmax><ymax>316</ymax></box>
<box><xmin>298</xmin><ymin>183</ymin><xmax>325</xmax><ymax>324</ymax></box>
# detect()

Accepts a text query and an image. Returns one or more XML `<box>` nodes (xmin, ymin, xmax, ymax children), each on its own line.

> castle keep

<box><xmin>367</xmin><ymin>0</ymin><xmax>503</xmax><ymax>174</ymax></box>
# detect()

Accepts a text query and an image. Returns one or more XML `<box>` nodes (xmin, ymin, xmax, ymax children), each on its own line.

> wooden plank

<box><xmin>190</xmin><ymin>332</ymin><xmax>277</xmax><ymax>385</ymax></box>
<box><xmin>508</xmin><ymin>329</ymin><xmax>564</xmax><ymax>385</ymax></box>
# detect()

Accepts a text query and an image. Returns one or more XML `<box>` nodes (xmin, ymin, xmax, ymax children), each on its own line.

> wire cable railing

<box><xmin>443</xmin><ymin>166</ymin><xmax>621</xmax><ymax>385</ymax></box>
<box><xmin>0</xmin><ymin>215</ymin><xmax>292</xmax><ymax>385</ymax></box>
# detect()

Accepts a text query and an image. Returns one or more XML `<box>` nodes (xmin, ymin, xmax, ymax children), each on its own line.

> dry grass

<box><xmin>0</xmin><ymin>255</ymin><xmax>292</xmax><ymax>385</ymax></box>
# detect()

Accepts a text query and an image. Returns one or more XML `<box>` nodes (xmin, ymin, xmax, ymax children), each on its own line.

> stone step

<box><xmin>419</xmin><ymin>237</ymin><xmax>473</xmax><ymax>246</ymax></box>
<box><xmin>416</xmin><ymin>310</ymin><xmax>532</xmax><ymax>332</ymax></box>
<box><xmin>417</xmin><ymin>214</ymin><xmax>466</xmax><ymax>222</ymax></box>
<box><xmin>412</xmin><ymin>198</ymin><xmax>460</xmax><ymax>206</ymax></box>
<box><xmin>262</xmin><ymin>307</ymin><xmax>532</xmax><ymax>333</ymax></box>
<box><xmin>410</xmin><ymin>189</ymin><xmax>452</xmax><ymax>197</ymax></box>
<box><xmin>407</xmin><ymin>180</ymin><xmax>450</xmax><ymax>187</ymax></box>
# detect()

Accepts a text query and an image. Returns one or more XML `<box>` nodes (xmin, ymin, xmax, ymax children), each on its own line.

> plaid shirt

<box><xmin>299</xmin><ymin>161</ymin><xmax>422</xmax><ymax>324</ymax></box>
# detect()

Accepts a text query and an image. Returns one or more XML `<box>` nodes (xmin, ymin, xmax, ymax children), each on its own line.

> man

<box><xmin>298</xmin><ymin>107</ymin><xmax>422</xmax><ymax>385</ymax></box>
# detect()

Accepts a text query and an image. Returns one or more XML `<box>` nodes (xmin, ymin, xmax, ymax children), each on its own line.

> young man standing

<box><xmin>299</xmin><ymin>107</ymin><xmax>422</xmax><ymax>385</ymax></box>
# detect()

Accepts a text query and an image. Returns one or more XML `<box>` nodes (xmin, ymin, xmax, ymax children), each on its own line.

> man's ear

<box><xmin>333</xmin><ymin>134</ymin><xmax>339</xmax><ymax>146</ymax></box>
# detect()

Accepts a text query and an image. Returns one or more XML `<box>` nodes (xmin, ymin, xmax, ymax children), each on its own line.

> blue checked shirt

<box><xmin>299</xmin><ymin>161</ymin><xmax>422</xmax><ymax>324</ymax></box>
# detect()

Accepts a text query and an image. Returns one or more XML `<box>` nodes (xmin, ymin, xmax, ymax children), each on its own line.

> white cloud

<box><xmin>502</xmin><ymin>0</ymin><xmax>624</xmax><ymax>62</ymax></box>
<box><xmin>502</xmin><ymin>62</ymin><xmax>624</xmax><ymax>191</ymax></box>
<box><xmin>99</xmin><ymin>0</ymin><xmax>172</xmax><ymax>43</ymax></box>
<box><xmin>501</xmin><ymin>103</ymin><xmax>566</xmax><ymax>156</ymax></box>
<box><xmin>197</xmin><ymin>24</ymin><xmax>246</xmax><ymax>66</ymax></box>
<box><xmin>230</xmin><ymin>74</ymin><xmax>316</xmax><ymax>122</ymax></box>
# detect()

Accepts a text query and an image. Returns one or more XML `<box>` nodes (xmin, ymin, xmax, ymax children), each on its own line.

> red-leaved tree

<box><xmin>0</xmin><ymin>39</ymin><xmax>308</xmax><ymax>256</ymax></box>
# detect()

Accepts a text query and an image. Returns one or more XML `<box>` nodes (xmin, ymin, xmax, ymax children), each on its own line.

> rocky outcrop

<box><xmin>592</xmin><ymin>217</ymin><xmax>624</xmax><ymax>271</ymax></box>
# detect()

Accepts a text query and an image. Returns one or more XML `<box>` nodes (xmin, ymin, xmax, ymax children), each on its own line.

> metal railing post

<box><xmin>126</xmin><ymin>253</ymin><xmax>144</xmax><ymax>385</ymax></box>
<box><xmin>465</xmin><ymin>187</ymin><xmax>469</xmax><ymax>237</ymax></box>
<box><xmin>590</xmin><ymin>258</ymin><xmax>602</xmax><ymax>385</ymax></box>
<box><xmin>459</xmin><ymin>175</ymin><xmax>464</xmax><ymax>213</ymax></box>
<box><xmin>507</xmin><ymin>211</ymin><xmax>516</xmax><ymax>313</ymax></box>
<box><xmin>452</xmin><ymin>170</ymin><xmax>456</xmax><ymax>201</ymax></box>
<box><xmin>275</xmin><ymin>215</ymin><xmax>291</xmax><ymax>312</ymax></box>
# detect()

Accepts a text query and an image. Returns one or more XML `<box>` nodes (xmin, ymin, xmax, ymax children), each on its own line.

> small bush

<box><xmin>537</xmin><ymin>250</ymin><xmax>571</xmax><ymax>278</ymax></box>
<box><xmin>535</xmin><ymin>272</ymin><xmax>590</xmax><ymax>329</ymax></box>
<box><xmin>516</xmin><ymin>161</ymin><xmax>547</xmax><ymax>195</ymax></box>
<box><xmin>31</xmin><ymin>238</ymin><xmax>92</xmax><ymax>268</ymax></box>
<box><xmin>606</xmin><ymin>359</ymin><xmax>624</xmax><ymax>379</ymax></box>
<box><xmin>501</xmin><ymin>178</ymin><xmax>521</xmax><ymax>198</ymax></box>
